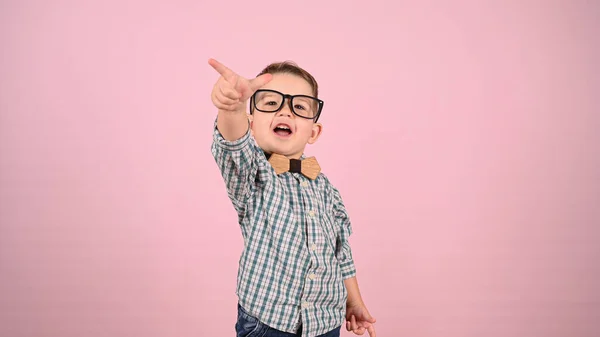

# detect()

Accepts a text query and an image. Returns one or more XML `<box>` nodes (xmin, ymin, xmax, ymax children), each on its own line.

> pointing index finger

<box><xmin>208</xmin><ymin>58</ymin><xmax>236</xmax><ymax>82</ymax></box>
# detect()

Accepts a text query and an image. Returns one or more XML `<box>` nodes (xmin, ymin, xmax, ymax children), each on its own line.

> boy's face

<box><xmin>249</xmin><ymin>73</ymin><xmax>322</xmax><ymax>159</ymax></box>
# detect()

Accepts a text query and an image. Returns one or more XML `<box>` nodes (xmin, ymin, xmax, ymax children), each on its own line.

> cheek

<box><xmin>295</xmin><ymin>123</ymin><xmax>315</xmax><ymax>138</ymax></box>
<box><xmin>252</xmin><ymin>119</ymin><xmax>271</xmax><ymax>133</ymax></box>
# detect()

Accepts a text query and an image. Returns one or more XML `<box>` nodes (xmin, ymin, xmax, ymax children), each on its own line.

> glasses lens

<box><xmin>254</xmin><ymin>90</ymin><xmax>283</xmax><ymax>112</ymax></box>
<box><xmin>291</xmin><ymin>96</ymin><xmax>319</xmax><ymax>119</ymax></box>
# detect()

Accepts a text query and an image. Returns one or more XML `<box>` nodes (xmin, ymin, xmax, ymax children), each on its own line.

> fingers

<box><xmin>346</xmin><ymin>313</ymin><xmax>376</xmax><ymax>336</ymax></box>
<box><xmin>354</xmin><ymin>320</ymin><xmax>376</xmax><ymax>336</ymax></box>
<box><xmin>213</xmin><ymin>100</ymin><xmax>240</xmax><ymax>110</ymax></box>
<box><xmin>212</xmin><ymin>89</ymin><xmax>240</xmax><ymax>111</ymax></box>
<box><xmin>211</xmin><ymin>71</ymin><xmax>243</xmax><ymax>110</ymax></box>
<box><xmin>249</xmin><ymin>73</ymin><xmax>273</xmax><ymax>92</ymax></box>
<box><xmin>218</xmin><ymin>83</ymin><xmax>241</xmax><ymax>103</ymax></box>
<box><xmin>208</xmin><ymin>58</ymin><xmax>237</xmax><ymax>83</ymax></box>
<box><xmin>351</xmin><ymin>315</ymin><xmax>358</xmax><ymax>331</ymax></box>
<box><xmin>212</xmin><ymin>100</ymin><xmax>240</xmax><ymax>111</ymax></box>
<box><xmin>354</xmin><ymin>321</ymin><xmax>371</xmax><ymax>335</ymax></box>
<box><xmin>367</xmin><ymin>324</ymin><xmax>376</xmax><ymax>337</ymax></box>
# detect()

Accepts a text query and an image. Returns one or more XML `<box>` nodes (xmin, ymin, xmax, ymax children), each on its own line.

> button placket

<box><xmin>299</xmin><ymin>172</ymin><xmax>319</xmax><ymax>317</ymax></box>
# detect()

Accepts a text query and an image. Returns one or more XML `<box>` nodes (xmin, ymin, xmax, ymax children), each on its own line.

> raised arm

<box><xmin>209</xmin><ymin>58</ymin><xmax>272</xmax><ymax>217</ymax></box>
<box><xmin>208</xmin><ymin>58</ymin><xmax>272</xmax><ymax>141</ymax></box>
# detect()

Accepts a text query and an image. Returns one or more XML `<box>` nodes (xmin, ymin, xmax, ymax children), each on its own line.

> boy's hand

<box><xmin>346</xmin><ymin>302</ymin><xmax>377</xmax><ymax>337</ymax></box>
<box><xmin>208</xmin><ymin>58</ymin><xmax>272</xmax><ymax>113</ymax></box>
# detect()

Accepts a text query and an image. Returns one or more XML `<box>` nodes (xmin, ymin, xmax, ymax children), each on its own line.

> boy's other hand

<box><xmin>208</xmin><ymin>58</ymin><xmax>272</xmax><ymax>113</ymax></box>
<box><xmin>346</xmin><ymin>302</ymin><xmax>377</xmax><ymax>337</ymax></box>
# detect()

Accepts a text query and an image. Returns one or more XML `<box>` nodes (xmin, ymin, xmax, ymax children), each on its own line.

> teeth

<box><xmin>276</xmin><ymin>125</ymin><xmax>290</xmax><ymax>130</ymax></box>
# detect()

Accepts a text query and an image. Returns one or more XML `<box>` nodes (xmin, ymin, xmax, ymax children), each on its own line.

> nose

<box><xmin>276</xmin><ymin>99</ymin><xmax>294</xmax><ymax>118</ymax></box>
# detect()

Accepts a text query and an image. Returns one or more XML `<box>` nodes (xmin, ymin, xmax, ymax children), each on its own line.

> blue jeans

<box><xmin>235</xmin><ymin>303</ymin><xmax>341</xmax><ymax>337</ymax></box>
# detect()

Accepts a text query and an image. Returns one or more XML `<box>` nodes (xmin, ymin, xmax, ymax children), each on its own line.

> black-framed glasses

<box><xmin>250</xmin><ymin>89</ymin><xmax>324</xmax><ymax>121</ymax></box>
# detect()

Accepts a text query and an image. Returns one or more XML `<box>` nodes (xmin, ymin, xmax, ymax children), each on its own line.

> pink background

<box><xmin>1</xmin><ymin>1</ymin><xmax>599</xmax><ymax>336</ymax></box>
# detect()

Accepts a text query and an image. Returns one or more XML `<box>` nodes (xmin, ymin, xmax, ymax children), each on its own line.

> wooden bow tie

<box><xmin>267</xmin><ymin>153</ymin><xmax>321</xmax><ymax>180</ymax></box>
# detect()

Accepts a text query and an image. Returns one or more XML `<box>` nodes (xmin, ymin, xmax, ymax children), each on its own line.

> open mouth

<box><xmin>273</xmin><ymin>123</ymin><xmax>293</xmax><ymax>137</ymax></box>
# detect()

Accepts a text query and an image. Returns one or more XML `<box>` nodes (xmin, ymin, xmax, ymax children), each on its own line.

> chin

<box><xmin>264</xmin><ymin>145</ymin><xmax>296</xmax><ymax>157</ymax></box>
<box><xmin>267</xmin><ymin>146</ymin><xmax>290</xmax><ymax>156</ymax></box>
<box><xmin>256</xmin><ymin>135</ymin><xmax>303</xmax><ymax>157</ymax></box>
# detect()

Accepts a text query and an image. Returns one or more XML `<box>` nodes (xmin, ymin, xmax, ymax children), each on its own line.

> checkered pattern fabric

<box><xmin>211</xmin><ymin>122</ymin><xmax>356</xmax><ymax>337</ymax></box>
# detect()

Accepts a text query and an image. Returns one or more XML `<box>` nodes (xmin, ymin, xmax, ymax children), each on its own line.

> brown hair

<box><xmin>256</xmin><ymin>61</ymin><xmax>319</xmax><ymax>98</ymax></box>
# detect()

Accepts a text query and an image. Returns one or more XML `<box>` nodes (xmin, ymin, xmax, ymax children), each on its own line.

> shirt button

<box><xmin>308</xmin><ymin>273</ymin><xmax>316</xmax><ymax>280</ymax></box>
<box><xmin>302</xmin><ymin>301</ymin><xmax>310</xmax><ymax>309</ymax></box>
<box><xmin>311</xmin><ymin>244</ymin><xmax>317</xmax><ymax>251</ymax></box>
<box><xmin>301</xmin><ymin>181</ymin><xmax>309</xmax><ymax>187</ymax></box>
<box><xmin>308</xmin><ymin>210</ymin><xmax>315</xmax><ymax>217</ymax></box>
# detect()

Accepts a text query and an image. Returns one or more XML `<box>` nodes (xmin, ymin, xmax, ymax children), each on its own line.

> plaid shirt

<box><xmin>211</xmin><ymin>122</ymin><xmax>356</xmax><ymax>337</ymax></box>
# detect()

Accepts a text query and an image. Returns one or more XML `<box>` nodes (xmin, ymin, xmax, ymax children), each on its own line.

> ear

<box><xmin>307</xmin><ymin>122</ymin><xmax>323</xmax><ymax>144</ymax></box>
<box><xmin>247</xmin><ymin>114</ymin><xmax>254</xmax><ymax>135</ymax></box>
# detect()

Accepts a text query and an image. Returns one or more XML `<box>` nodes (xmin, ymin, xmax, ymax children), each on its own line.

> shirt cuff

<box><xmin>340</xmin><ymin>260</ymin><xmax>357</xmax><ymax>279</ymax></box>
<box><xmin>212</xmin><ymin>119</ymin><xmax>251</xmax><ymax>151</ymax></box>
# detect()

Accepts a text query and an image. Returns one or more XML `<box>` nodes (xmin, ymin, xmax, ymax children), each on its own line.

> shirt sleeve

<box><xmin>211</xmin><ymin>119</ymin><xmax>261</xmax><ymax>217</ymax></box>
<box><xmin>331</xmin><ymin>184</ymin><xmax>357</xmax><ymax>280</ymax></box>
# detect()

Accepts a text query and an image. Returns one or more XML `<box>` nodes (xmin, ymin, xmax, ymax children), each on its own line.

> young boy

<box><xmin>209</xmin><ymin>58</ymin><xmax>376</xmax><ymax>337</ymax></box>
